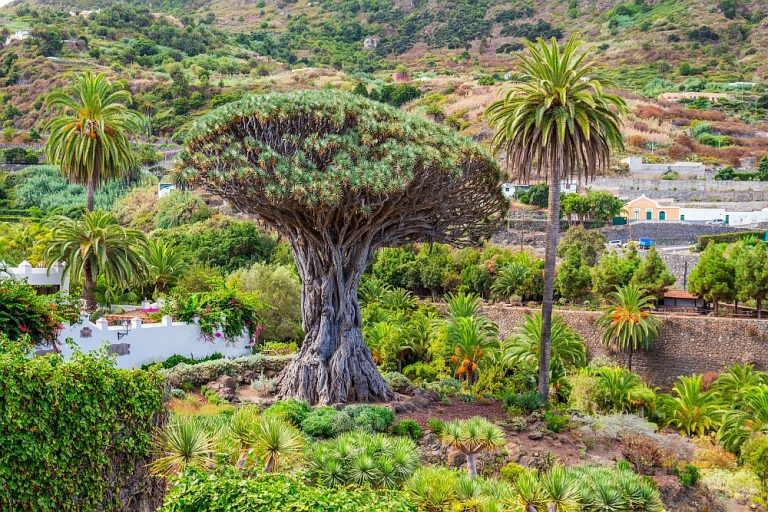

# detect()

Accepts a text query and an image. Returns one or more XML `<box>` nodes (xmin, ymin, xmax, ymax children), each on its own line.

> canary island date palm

<box><xmin>45</xmin><ymin>72</ymin><xmax>144</xmax><ymax>211</ymax></box>
<box><xmin>485</xmin><ymin>36</ymin><xmax>626</xmax><ymax>402</ymax></box>
<box><xmin>438</xmin><ymin>417</ymin><xmax>506</xmax><ymax>478</ymax></box>
<box><xmin>44</xmin><ymin>210</ymin><xmax>148</xmax><ymax>311</ymax></box>
<box><xmin>177</xmin><ymin>90</ymin><xmax>507</xmax><ymax>404</ymax></box>
<box><xmin>596</xmin><ymin>285</ymin><xmax>661</xmax><ymax>371</ymax></box>
<box><xmin>145</xmin><ymin>238</ymin><xmax>187</xmax><ymax>295</ymax></box>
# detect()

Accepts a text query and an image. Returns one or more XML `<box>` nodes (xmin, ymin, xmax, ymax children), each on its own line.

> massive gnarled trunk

<box><xmin>276</xmin><ymin>237</ymin><xmax>391</xmax><ymax>403</ymax></box>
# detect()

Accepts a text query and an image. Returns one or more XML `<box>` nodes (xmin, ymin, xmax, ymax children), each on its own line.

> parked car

<box><xmin>706</xmin><ymin>219</ymin><xmax>724</xmax><ymax>225</ymax></box>
<box><xmin>607</xmin><ymin>240</ymin><xmax>623</xmax><ymax>247</ymax></box>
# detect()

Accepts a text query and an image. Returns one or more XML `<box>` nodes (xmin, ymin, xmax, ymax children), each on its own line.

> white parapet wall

<box><xmin>2</xmin><ymin>261</ymin><xmax>69</xmax><ymax>291</ymax></box>
<box><xmin>44</xmin><ymin>315</ymin><xmax>252</xmax><ymax>369</ymax></box>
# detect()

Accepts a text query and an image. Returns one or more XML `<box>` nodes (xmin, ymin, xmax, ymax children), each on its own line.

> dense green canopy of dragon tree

<box><xmin>177</xmin><ymin>90</ymin><xmax>507</xmax><ymax>404</ymax></box>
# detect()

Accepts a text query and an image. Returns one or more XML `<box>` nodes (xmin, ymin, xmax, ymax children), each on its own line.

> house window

<box><xmin>646</xmin><ymin>208</ymin><xmax>653</xmax><ymax>220</ymax></box>
<box><xmin>633</xmin><ymin>208</ymin><xmax>640</xmax><ymax>220</ymax></box>
<box><xmin>659</xmin><ymin>211</ymin><xmax>666</xmax><ymax>221</ymax></box>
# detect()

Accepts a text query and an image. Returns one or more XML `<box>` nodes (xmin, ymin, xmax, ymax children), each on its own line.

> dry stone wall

<box><xmin>483</xmin><ymin>304</ymin><xmax>768</xmax><ymax>387</ymax></box>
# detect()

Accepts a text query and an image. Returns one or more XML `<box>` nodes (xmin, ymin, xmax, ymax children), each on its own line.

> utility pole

<box><xmin>683</xmin><ymin>260</ymin><xmax>688</xmax><ymax>289</ymax></box>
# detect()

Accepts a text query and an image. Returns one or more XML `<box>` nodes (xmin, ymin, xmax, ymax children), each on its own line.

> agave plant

<box><xmin>596</xmin><ymin>285</ymin><xmax>661</xmax><ymax>371</ymax></box>
<box><xmin>718</xmin><ymin>384</ymin><xmax>768</xmax><ymax>453</ymax></box>
<box><xmin>148</xmin><ymin>416</ymin><xmax>216</xmax><ymax>477</ymax></box>
<box><xmin>663</xmin><ymin>374</ymin><xmax>720</xmax><ymax>437</ymax></box>
<box><xmin>439</xmin><ymin>417</ymin><xmax>506</xmax><ymax>478</ymax></box>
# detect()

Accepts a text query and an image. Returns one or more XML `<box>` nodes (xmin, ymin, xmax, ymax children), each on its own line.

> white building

<box><xmin>158</xmin><ymin>183</ymin><xmax>177</xmax><ymax>197</ymax></box>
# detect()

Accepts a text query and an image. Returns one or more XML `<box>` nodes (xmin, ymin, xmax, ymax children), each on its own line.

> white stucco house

<box><xmin>502</xmin><ymin>181</ymin><xmax>578</xmax><ymax>199</ymax></box>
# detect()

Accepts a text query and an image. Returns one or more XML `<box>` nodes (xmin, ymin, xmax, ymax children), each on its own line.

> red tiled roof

<box><xmin>664</xmin><ymin>290</ymin><xmax>698</xmax><ymax>300</ymax></box>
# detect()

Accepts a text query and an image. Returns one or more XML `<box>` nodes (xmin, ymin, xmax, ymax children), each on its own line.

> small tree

<box><xmin>555</xmin><ymin>245</ymin><xmax>592</xmax><ymax>302</ymax></box>
<box><xmin>596</xmin><ymin>285</ymin><xmax>661</xmax><ymax>370</ymax></box>
<box><xmin>630</xmin><ymin>246</ymin><xmax>675</xmax><ymax>300</ymax></box>
<box><xmin>735</xmin><ymin>242</ymin><xmax>768</xmax><ymax>318</ymax></box>
<box><xmin>591</xmin><ymin>245</ymin><xmax>641</xmax><ymax>299</ymax></box>
<box><xmin>178</xmin><ymin>91</ymin><xmax>507</xmax><ymax>404</ymax></box>
<box><xmin>556</xmin><ymin>225</ymin><xmax>605</xmax><ymax>266</ymax></box>
<box><xmin>688</xmin><ymin>243</ymin><xmax>735</xmax><ymax>315</ymax></box>
<box><xmin>439</xmin><ymin>417</ymin><xmax>506</xmax><ymax>478</ymax></box>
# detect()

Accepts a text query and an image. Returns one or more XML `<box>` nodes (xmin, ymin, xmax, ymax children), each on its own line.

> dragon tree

<box><xmin>177</xmin><ymin>91</ymin><xmax>507</xmax><ymax>404</ymax></box>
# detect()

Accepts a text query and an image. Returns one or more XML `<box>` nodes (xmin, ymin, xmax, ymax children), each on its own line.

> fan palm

<box><xmin>145</xmin><ymin>238</ymin><xmax>188</xmax><ymax>295</ymax></box>
<box><xmin>148</xmin><ymin>416</ymin><xmax>216</xmax><ymax>477</ymax></box>
<box><xmin>596</xmin><ymin>285</ymin><xmax>661</xmax><ymax>371</ymax></box>
<box><xmin>44</xmin><ymin>210</ymin><xmax>148</xmax><ymax>310</ymax></box>
<box><xmin>485</xmin><ymin>36</ymin><xmax>626</xmax><ymax>402</ymax></box>
<box><xmin>45</xmin><ymin>72</ymin><xmax>144</xmax><ymax>211</ymax></box>
<box><xmin>438</xmin><ymin>417</ymin><xmax>506</xmax><ymax>478</ymax></box>
<box><xmin>502</xmin><ymin>312</ymin><xmax>586</xmax><ymax>384</ymax></box>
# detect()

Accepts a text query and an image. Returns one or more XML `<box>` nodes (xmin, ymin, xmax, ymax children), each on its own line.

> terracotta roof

<box><xmin>664</xmin><ymin>290</ymin><xmax>699</xmax><ymax>300</ymax></box>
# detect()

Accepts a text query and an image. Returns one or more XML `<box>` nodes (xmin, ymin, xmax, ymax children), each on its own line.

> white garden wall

<box><xmin>44</xmin><ymin>315</ymin><xmax>252</xmax><ymax>369</ymax></box>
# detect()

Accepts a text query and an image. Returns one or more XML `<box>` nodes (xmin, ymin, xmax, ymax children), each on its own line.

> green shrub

<box><xmin>383</xmin><ymin>371</ymin><xmax>413</xmax><ymax>393</ymax></box>
<box><xmin>674</xmin><ymin>464</ymin><xmax>702</xmax><ymax>487</ymax></box>
<box><xmin>391</xmin><ymin>419</ymin><xmax>424</xmax><ymax>440</ymax></box>
<box><xmin>162</xmin><ymin>354</ymin><xmax>292</xmax><ymax>388</ymax></box>
<box><xmin>154</xmin><ymin>191</ymin><xmax>212</xmax><ymax>229</ymax></box>
<box><xmin>697</xmin><ymin>231</ymin><xmax>766</xmax><ymax>250</ymax></box>
<box><xmin>307</xmin><ymin>431</ymin><xmax>420</xmax><ymax>488</ymax></box>
<box><xmin>403</xmin><ymin>361</ymin><xmax>441</xmax><ymax>383</ymax></box>
<box><xmin>344</xmin><ymin>404</ymin><xmax>396</xmax><ymax>433</ymax></box>
<box><xmin>504</xmin><ymin>391</ymin><xmax>545</xmax><ymax>413</ymax></box>
<box><xmin>227</xmin><ymin>263</ymin><xmax>302</xmax><ymax>342</ymax></box>
<box><xmin>499</xmin><ymin>462</ymin><xmax>526</xmax><ymax>483</ymax></box>
<box><xmin>543</xmin><ymin>411</ymin><xmax>569</xmax><ymax>433</ymax></box>
<box><xmin>301</xmin><ymin>406</ymin><xmax>353</xmax><ymax>438</ymax></box>
<box><xmin>161</xmin><ymin>467</ymin><xmax>416</xmax><ymax>511</ymax></box>
<box><xmin>0</xmin><ymin>341</ymin><xmax>165</xmax><ymax>511</ymax></box>
<box><xmin>263</xmin><ymin>399</ymin><xmax>312</xmax><ymax>427</ymax></box>
<box><xmin>427</xmin><ymin>417</ymin><xmax>445</xmax><ymax>435</ymax></box>
<box><xmin>170</xmin><ymin>388</ymin><xmax>186</xmax><ymax>399</ymax></box>
<box><xmin>141</xmin><ymin>352</ymin><xmax>224</xmax><ymax>370</ymax></box>
<box><xmin>742</xmin><ymin>434</ymin><xmax>768</xmax><ymax>496</ymax></box>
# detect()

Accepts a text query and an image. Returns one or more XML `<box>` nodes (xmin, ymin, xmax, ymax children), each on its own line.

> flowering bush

<box><xmin>0</xmin><ymin>279</ymin><xmax>80</xmax><ymax>346</ymax></box>
<box><xmin>164</xmin><ymin>288</ymin><xmax>266</xmax><ymax>344</ymax></box>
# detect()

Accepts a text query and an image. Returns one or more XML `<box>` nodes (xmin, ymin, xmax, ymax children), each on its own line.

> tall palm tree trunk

<box><xmin>539</xmin><ymin>170</ymin><xmax>561</xmax><ymax>403</ymax></box>
<box><xmin>86</xmin><ymin>180</ymin><xmax>95</xmax><ymax>212</ymax></box>
<box><xmin>83</xmin><ymin>259</ymin><xmax>97</xmax><ymax>311</ymax></box>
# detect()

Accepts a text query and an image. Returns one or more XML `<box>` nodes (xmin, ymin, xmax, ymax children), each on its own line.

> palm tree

<box><xmin>596</xmin><ymin>285</ymin><xmax>662</xmax><ymax>371</ymax></box>
<box><xmin>664</xmin><ymin>374</ymin><xmax>720</xmax><ymax>437</ymax></box>
<box><xmin>485</xmin><ymin>36</ymin><xmax>626</xmax><ymax>402</ymax></box>
<box><xmin>145</xmin><ymin>239</ymin><xmax>188</xmax><ymax>295</ymax></box>
<box><xmin>45</xmin><ymin>72</ymin><xmax>144</xmax><ymax>211</ymax></box>
<box><xmin>490</xmin><ymin>262</ymin><xmax>529</xmax><ymax>302</ymax></box>
<box><xmin>502</xmin><ymin>312</ymin><xmax>586</xmax><ymax>392</ymax></box>
<box><xmin>446</xmin><ymin>315</ymin><xmax>499</xmax><ymax>386</ymax></box>
<box><xmin>44</xmin><ymin>210</ymin><xmax>148</xmax><ymax>311</ymax></box>
<box><xmin>719</xmin><ymin>385</ymin><xmax>768</xmax><ymax>453</ymax></box>
<box><xmin>438</xmin><ymin>417</ymin><xmax>506</xmax><ymax>478</ymax></box>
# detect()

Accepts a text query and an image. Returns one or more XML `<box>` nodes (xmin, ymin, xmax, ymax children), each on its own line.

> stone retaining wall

<box><xmin>483</xmin><ymin>304</ymin><xmax>768</xmax><ymax>387</ymax></box>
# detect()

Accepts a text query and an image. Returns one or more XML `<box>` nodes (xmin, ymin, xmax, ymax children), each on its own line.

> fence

<box><xmin>45</xmin><ymin>315</ymin><xmax>253</xmax><ymax>369</ymax></box>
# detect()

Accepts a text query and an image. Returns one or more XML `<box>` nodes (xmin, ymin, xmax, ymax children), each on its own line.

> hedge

<box><xmin>0</xmin><ymin>340</ymin><xmax>166</xmax><ymax>511</ymax></box>
<box><xmin>162</xmin><ymin>353</ymin><xmax>293</xmax><ymax>387</ymax></box>
<box><xmin>160</xmin><ymin>468</ymin><xmax>416</xmax><ymax>512</ymax></box>
<box><xmin>696</xmin><ymin>230</ymin><xmax>766</xmax><ymax>250</ymax></box>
